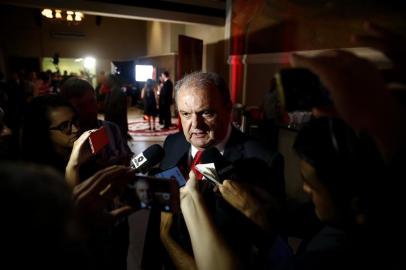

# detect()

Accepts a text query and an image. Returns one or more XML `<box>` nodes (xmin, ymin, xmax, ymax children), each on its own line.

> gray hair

<box><xmin>175</xmin><ymin>72</ymin><xmax>231</xmax><ymax>106</ymax></box>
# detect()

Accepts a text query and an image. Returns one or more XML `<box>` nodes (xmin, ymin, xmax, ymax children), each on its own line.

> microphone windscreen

<box><xmin>143</xmin><ymin>144</ymin><xmax>165</xmax><ymax>166</ymax></box>
<box><xmin>201</xmin><ymin>147</ymin><xmax>223</xmax><ymax>164</ymax></box>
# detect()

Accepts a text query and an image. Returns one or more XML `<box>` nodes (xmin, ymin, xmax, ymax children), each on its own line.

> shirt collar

<box><xmin>191</xmin><ymin>124</ymin><xmax>232</xmax><ymax>158</ymax></box>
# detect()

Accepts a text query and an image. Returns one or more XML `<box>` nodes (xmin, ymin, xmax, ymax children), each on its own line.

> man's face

<box><xmin>68</xmin><ymin>91</ymin><xmax>98</xmax><ymax>130</ymax></box>
<box><xmin>135</xmin><ymin>181</ymin><xmax>150</xmax><ymax>205</ymax></box>
<box><xmin>177</xmin><ymin>86</ymin><xmax>231</xmax><ymax>149</ymax></box>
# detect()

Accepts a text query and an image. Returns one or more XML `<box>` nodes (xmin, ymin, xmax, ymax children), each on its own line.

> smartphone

<box><xmin>88</xmin><ymin>126</ymin><xmax>109</xmax><ymax>154</ymax></box>
<box><xmin>130</xmin><ymin>175</ymin><xmax>180</xmax><ymax>213</ymax></box>
<box><xmin>155</xmin><ymin>167</ymin><xmax>187</xmax><ymax>187</ymax></box>
<box><xmin>273</xmin><ymin>68</ymin><xmax>331</xmax><ymax>112</ymax></box>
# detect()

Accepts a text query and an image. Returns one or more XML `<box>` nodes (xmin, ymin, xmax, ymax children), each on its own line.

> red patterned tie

<box><xmin>190</xmin><ymin>150</ymin><xmax>203</xmax><ymax>180</ymax></box>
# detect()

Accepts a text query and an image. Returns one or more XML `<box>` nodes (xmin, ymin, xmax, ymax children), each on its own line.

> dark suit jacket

<box><xmin>158</xmin><ymin>127</ymin><xmax>286</xmax><ymax>267</ymax></box>
<box><xmin>160</xmin><ymin>127</ymin><xmax>285</xmax><ymax>199</ymax></box>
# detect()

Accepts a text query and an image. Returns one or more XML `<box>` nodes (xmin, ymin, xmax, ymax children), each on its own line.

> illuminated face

<box><xmin>135</xmin><ymin>180</ymin><xmax>151</xmax><ymax>205</ymax></box>
<box><xmin>48</xmin><ymin>106</ymin><xmax>79</xmax><ymax>150</ymax></box>
<box><xmin>300</xmin><ymin>159</ymin><xmax>338</xmax><ymax>224</ymax></box>
<box><xmin>177</xmin><ymin>86</ymin><xmax>231</xmax><ymax>150</ymax></box>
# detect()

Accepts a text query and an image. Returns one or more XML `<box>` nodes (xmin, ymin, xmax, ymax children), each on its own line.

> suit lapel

<box><xmin>170</xmin><ymin>133</ymin><xmax>190</xmax><ymax>168</ymax></box>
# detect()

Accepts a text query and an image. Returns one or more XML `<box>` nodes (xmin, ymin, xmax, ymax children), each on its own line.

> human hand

<box><xmin>66</xmin><ymin>130</ymin><xmax>96</xmax><ymax>187</ymax></box>
<box><xmin>352</xmin><ymin>22</ymin><xmax>406</xmax><ymax>72</ymax></box>
<box><xmin>180</xmin><ymin>170</ymin><xmax>199</xmax><ymax>201</ymax></box>
<box><xmin>219</xmin><ymin>180</ymin><xmax>271</xmax><ymax>231</ymax></box>
<box><xmin>292</xmin><ymin>50</ymin><xmax>406</xmax><ymax>160</ymax></box>
<box><xmin>68</xmin><ymin>129</ymin><xmax>95</xmax><ymax>168</ymax></box>
<box><xmin>292</xmin><ymin>50</ymin><xmax>391</xmax><ymax>130</ymax></box>
<box><xmin>219</xmin><ymin>180</ymin><xmax>258</xmax><ymax>217</ymax></box>
<box><xmin>73</xmin><ymin>165</ymin><xmax>134</xmax><ymax>227</ymax></box>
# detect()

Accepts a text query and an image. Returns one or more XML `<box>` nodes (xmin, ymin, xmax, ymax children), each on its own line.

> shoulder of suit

<box><xmin>163</xmin><ymin>132</ymin><xmax>186</xmax><ymax>148</ymax></box>
<box><xmin>165</xmin><ymin>131</ymin><xmax>184</xmax><ymax>141</ymax></box>
<box><xmin>229</xmin><ymin>127</ymin><xmax>281</xmax><ymax>157</ymax></box>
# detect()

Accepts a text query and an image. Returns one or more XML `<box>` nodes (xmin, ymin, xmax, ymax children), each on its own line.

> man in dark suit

<box><xmin>157</xmin><ymin>72</ymin><xmax>286</xmax><ymax>269</ymax></box>
<box><xmin>159</xmin><ymin>71</ymin><xmax>173</xmax><ymax>129</ymax></box>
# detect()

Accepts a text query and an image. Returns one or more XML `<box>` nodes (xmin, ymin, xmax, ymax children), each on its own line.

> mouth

<box><xmin>191</xmin><ymin>131</ymin><xmax>208</xmax><ymax>138</ymax></box>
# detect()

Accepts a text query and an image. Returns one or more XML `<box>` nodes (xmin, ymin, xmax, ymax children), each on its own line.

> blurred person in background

<box><xmin>104</xmin><ymin>75</ymin><xmax>131</xmax><ymax>141</ymax></box>
<box><xmin>141</xmin><ymin>79</ymin><xmax>158</xmax><ymax>131</ymax></box>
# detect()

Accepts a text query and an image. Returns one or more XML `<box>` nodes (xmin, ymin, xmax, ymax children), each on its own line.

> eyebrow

<box><xmin>179</xmin><ymin>108</ymin><xmax>212</xmax><ymax>114</ymax></box>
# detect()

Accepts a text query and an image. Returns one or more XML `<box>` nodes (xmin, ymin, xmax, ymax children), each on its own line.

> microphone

<box><xmin>200</xmin><ymin>147</ymin><xmax>235</xmax><ymax>182</ymax></box>
<box><xmin>200</xmin><ymin>147</ymin><xmax>223</xmax><ymax>164</ymax></box>
<box><xmin>130</xmin><ymin>144</ymin><xmax>165</xmax><ymax>173</ymax></box>
<box><xmin>202</xmin><ymin>148</ymin><xmax>277</xmax><ymax>189</ymax></box>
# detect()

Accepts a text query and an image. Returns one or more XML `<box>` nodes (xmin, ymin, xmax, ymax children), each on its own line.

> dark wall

<box><xmin>0</xmin><ymin>4</ymin><xmax>147</xmax><ymax>74</ymax></box>
<box><xmin>233</xmin><ymin>0</ymin><xmax>406</xmax><ymax>54</ymax></box>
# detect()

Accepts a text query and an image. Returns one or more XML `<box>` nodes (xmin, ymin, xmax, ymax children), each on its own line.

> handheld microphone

<box><xmin>130</xmin><ymin>144</ymin><xmax>165</xmax><ymax>173</ymax></box>
<box><xmin>201</xmin><ymin>147</ymin><xmax>235</xmax><ymax>182</ymax></box>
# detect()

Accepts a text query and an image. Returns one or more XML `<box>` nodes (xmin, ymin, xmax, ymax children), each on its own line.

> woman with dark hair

<box><xmin>21</xmin><ymin>95</ymin><xmax>80</xmax><ymax>172</ymax></box>
<box><xmin>141</xmin><ymin>79</ymin><xmax>158</xmax><ymax>131</ymax></box>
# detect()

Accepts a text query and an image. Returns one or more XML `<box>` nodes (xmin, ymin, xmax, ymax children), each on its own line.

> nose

<box><xmin>191</xmin><ymin>114</ymin><xmax>203</xmax><ymax>129</ymax></box>
<box><xmin>71</xmin><ymin>122</ymin><xmax>79</xmax><ymax>134</ymax></box>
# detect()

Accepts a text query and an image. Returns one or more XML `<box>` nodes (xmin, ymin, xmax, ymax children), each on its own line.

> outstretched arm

<box><xmin>292</xmin><ymin>50</ymin><xmax>406</xmax><ymax>161</ymax></box>
<box><xmin>160</xmin><ymin>212</ymin><xmax>197</xmax><ymax>270</ymax></box>
<box><xmin>181</xmin><ymin>171</ymin><xmax>240</xmax><ymax>270</ymax></box>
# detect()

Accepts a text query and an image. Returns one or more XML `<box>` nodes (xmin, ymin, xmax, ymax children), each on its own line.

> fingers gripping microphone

<box><xmin>130</xmin><ymin>144</ymin><xmax>165</xmax><ymax>173</ymax></box>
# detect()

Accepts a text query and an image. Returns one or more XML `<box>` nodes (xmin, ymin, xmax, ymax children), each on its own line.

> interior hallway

<box><xmin>101</xmin><ymin>106</ymin><xmax>178</xmax><ymax>155</ymax></box>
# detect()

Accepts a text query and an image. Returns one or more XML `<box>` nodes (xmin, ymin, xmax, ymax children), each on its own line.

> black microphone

<box><xmin>201</xmin><ymin>147</ymin><xmax>235</xmax><ymax>182</ymax></box>
<box><xmin>130</xmin><ymin>144</ymin><xmax>165</xmax><ymax>173</ymax></box>
<box><xmin>200</xmin><ymin>147</ymin><xmax>223</xmax><ymax>164</ymax></box>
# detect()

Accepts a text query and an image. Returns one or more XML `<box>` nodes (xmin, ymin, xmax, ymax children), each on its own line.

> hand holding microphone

<box><xmin>199</xmin><ymin>148</ymin><xmax>272</xmax><ymax>231</ymax></box>
<box><xmin>196</xmin><ymin>147</ymin><xmax>235</xmax><ymax>186</ymax></box>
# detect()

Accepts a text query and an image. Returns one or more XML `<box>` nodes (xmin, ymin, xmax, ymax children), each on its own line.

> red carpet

<box><xmin>128</xmin><ymin>118</ymin><xmax>179</xmax><ymax>137</ymax></box>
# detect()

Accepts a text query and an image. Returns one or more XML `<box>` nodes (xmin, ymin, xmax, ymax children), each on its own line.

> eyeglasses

<box><xmin>49</xmin><ymin>118</ymin><xmax>79</xmax><ymax>134</ymax></box>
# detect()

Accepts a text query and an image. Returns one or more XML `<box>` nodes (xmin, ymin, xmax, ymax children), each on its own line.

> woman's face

<box><xmin>48</xmin><ymin>106</ymin><xmax>79</xmax><ymax>150</ymax></box>
<box><xmin>300</xmin><ymin>159</ymin><xmax>339</xmax><ymax>224</ymax></box>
